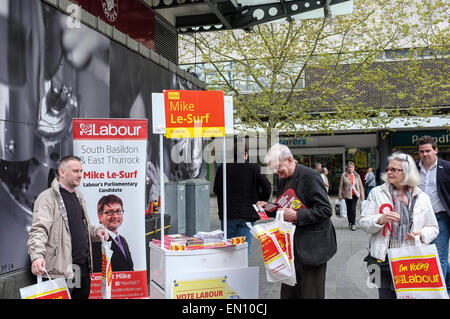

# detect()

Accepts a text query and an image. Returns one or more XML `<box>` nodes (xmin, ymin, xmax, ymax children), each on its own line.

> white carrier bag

<box><xmin>388</xmin><ymin>236</ymin><xmax>449</xmax><ymax>299</ymax></box>
<box><xmin>248</xmin><ymin>210</ymin><xmax>296</xmax><ymax>285</ymax></box>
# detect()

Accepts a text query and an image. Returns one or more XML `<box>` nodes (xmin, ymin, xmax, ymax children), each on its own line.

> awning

<box><xmin>142</xmin><ymin>0</ymin><xmax>353</xmax><ymax>33</ymax></box>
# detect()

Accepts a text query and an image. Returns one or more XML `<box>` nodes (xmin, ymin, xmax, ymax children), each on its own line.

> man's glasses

<box><xmin>101</xmin><ymin>209</ymin><xmax>124</xmax><ymax>216</ymax></box>
<box><xmin>385</xmin><ymin>167</ymin><xmax>403</xmax><ymax>173</ymax></box>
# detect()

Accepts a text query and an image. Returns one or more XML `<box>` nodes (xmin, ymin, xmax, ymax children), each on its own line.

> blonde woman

<box><xmin>338</xmin><ymin>161</ymin><xmax>365</xmax><ymax>230</ymax></box>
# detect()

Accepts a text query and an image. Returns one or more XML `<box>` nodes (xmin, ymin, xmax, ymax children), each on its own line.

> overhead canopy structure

<box><xmin>143</xmin><ymin>0</ymin><xmax>353</xmax><ymax>34</ymax></box>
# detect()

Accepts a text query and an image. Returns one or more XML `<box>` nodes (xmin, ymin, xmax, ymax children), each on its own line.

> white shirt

<box><xmin>105</xmin><ymin>228</ymin><xmax>119</xmax><ymax>241</ymax></box>
<box><xmin>418</xmin><ymin>158</ymin><xmax>446</xmax><ymax>213</ymax></box>
<box><xmin>320</xmin><ymin>173</ymin><xmax>329</xmax><ymax>192</ymax></box>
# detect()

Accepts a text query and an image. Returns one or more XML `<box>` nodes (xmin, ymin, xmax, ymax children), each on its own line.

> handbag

<box><xmin>20</xmin><ymin>269</ymin><xmax>71</xmax><ymax>299</ymax></box>
<box><xmin>387</xmin><ymin>237</ymin><xmax>449</xmax><ymax>299</ymax></box>
<box><xmin>335</xmin><ymin>199</ymin><xmax>347</xmax><ymax>218</ymax></box>
<box><xmin>335</xmin><ymin>200</ymin><xmax>341</xmax><ymax>217</ymax></box>
<box><xmin>360</xmin><ymin>200</ymin><xmax>368</xmax><ymax>213</ymax></box>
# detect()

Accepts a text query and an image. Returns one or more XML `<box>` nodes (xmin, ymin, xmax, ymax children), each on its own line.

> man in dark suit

<box><xmin>257</xmin><ymin>144</ymin><xmax>337</xmax><ymax>299</ymax></box>
<box><xmin>417</xmin><ymin>135</ymin><xmax>450</xmax><ymax>294</ymax></box>
<box><xmin>92</xmin><ymin>194</ymin><xmax>134</xmax><ymax>272</ymax></box>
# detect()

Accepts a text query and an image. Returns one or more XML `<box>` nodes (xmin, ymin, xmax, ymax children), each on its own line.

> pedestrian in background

<box><xmin>257</xmin><ymin>144</ymin><xmax>336</xmax><ymax>299</ymax></box>
<box><xmin>417</xmin><ymin>135</ymin><xmax>450</xmax><ymax>295</ymax></box>
<box><xmin>321</xmin><ymin>167</ymin><xmax>330</xmax><ymax>194</ymax></box>
<box><xmin>360</xmin><ymin>152</ymin><xmax>438</xmax><ymax>299</ymax></box>
<box><xmin>213</xmin><ymin>140</ymin><xmax>271</xmax><ymax>256</ymax></box>
<box><xmin>364</xmin><ymin>167</ymin><xmax>376</xmax><ymax>198</ymax></box>
<box><xmin>314</xmin><ymin>162</ymin><xmax>322</xmax><ymax>173</ymax></box>
<box><xmin>338</xmin><ymin>161</ymin><xmax>365</xmax><ymax>230</ymax></box>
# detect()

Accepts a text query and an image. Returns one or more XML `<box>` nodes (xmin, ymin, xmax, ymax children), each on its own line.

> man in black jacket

<box><xmin>213</xmin><ymin>141</ymin><xmax>271</xmax><ymax>256</ymax></box>
<box><xmin>417</xmin><ymin>135</ymin><xmax>450</xmax><ymax>294</ymax></box>
<box><xmin>257</xmin><ymin>143</ymin><xmax>337</xmax><ymax>299</ymax></box>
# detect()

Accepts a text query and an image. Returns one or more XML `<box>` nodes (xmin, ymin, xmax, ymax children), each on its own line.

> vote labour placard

<box><xmin>164</xmin><ymin>90</ymin><xmax>225</xmax><ymax>138</ymax></box>
<box><xmin>73</xmin><ymin>118</ymin><xmax>148</xmax><ymax>299</ymax></box>
<box><xmin>173</xmin><ymin>277</ymin><xmax>227</xmax><ymax>299</ymax></box>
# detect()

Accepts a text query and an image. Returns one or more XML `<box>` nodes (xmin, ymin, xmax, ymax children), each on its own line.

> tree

<box><xmin>179</xmin><ymin>0</ymin><xmax>449</xmax><ymax>145</ymax></box>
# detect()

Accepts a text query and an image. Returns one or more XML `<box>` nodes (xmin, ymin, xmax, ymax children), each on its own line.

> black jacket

<box><xmin>274</xmin><ymin>163</ymin><xmax>337</xmax><ymax>266</ymax></box>
<box><xmin>213</xmin><ymin>162</ymin><xmax>271</xmax><ymax>221</ymax></box>
<box><xmin>92</xmin><ymin>235</ymin><xmax>134</xmax><ymax>273</ymax></box>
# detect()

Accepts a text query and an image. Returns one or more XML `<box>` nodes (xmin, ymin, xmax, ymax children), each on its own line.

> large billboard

<box><xmin>0</xmin><ymin>0</ymin><xmax>205</xmax><ymax>275</ymax></box>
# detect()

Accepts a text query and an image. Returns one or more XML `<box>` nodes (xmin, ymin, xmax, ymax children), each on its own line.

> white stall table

<box><xmin>149</xmin><ymin>242</ymin><xmax>258</xmax><ymax>299</ymax></box>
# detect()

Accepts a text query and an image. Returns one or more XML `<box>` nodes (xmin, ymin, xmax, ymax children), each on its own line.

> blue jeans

<box><xmin>365</xmin><ymin>186</ymin><xmax>374</xmax><ymax>198</ymax></box>
<box><xmin>432</xmin><ymin>212</ymin><xmax>450</xmax><ymax>294</ymax></box>
<box><xmin>221</xmin><ymin>219</ymin><xmax>253</xmax><ymax>257</ymax></box>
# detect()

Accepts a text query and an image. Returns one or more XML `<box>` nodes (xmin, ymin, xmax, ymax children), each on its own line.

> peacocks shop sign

<box><xmin>391</xmin><ymin>130</ymin><xmax>450</xmax><ymax>148</ymax></box>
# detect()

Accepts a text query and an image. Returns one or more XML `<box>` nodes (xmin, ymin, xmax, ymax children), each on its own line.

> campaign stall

<box><xmin>149</xmin><ymin>90</ymin><xmax>259</xmax><ymax>299</ymax></box>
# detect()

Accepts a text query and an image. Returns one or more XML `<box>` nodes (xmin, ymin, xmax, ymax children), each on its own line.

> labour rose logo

<box><xmin>80</xmin><ymin>124</ymin><xmax>93</xmax><ymax>136</ymax></box>
<box><xmin>101</xmin><ymin>0</ymin><xmax>118</xmax><ymax>23</ymax></box>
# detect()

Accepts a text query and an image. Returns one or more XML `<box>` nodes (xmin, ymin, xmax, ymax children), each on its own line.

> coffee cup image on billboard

<box><xmin>92</xmin><ymin>194</ymin><xmax>134</xmax><ymax>272</ymax></box>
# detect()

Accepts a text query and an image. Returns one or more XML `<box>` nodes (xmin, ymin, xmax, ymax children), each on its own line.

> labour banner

<box><xmin>73</xmin><ymin>118</ymin><xmax>148</xmax><ymax>298</ymax></box>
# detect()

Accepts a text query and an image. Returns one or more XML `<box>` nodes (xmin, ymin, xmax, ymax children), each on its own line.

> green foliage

<box><xmin>179</xmin><ymin>0</ymin><xmax>449</xmax><ymax>139</ymax></box>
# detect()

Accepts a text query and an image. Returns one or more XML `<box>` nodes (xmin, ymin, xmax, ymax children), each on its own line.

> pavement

<box><xmin>209</xmin><ymin>194</ymin><xmax>379</xmax><ymax>299</ymax></box>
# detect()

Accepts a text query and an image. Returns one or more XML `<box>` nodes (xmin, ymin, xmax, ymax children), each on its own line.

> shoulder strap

<box><xmin>408</xmin><ymin>193</ymin><xmax>418</xmax><ymax>229</ymax></box>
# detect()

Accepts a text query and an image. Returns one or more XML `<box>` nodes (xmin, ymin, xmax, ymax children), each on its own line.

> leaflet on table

<box><xmin>151</xmin><ymin>233</ymin><xmax>246</xmax><ymax>250</ymax></box>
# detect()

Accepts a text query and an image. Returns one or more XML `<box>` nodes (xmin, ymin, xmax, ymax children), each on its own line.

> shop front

<box><xmin>280</xmin><ymin>133</ymin><xmax>378</xmax><ymax>195</ymax></box>
<box><xmin>389</xmin><ymin>130</ymin><xmax>450</xmax><ymax>161</ymax></box>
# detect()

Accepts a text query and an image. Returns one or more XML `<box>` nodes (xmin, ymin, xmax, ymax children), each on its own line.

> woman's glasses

<box><xmin>385</xmin><ymin>167</ymin><xmax>403</xmax><ymax>173</ymax></box>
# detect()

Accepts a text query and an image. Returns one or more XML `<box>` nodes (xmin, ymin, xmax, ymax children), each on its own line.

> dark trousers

<box><xmin>366</xmin><ymin>255</ymin><xmax>396</xmax><ymax>299</ymax></box>
<box><xmin>280</xmin><ymin>248</ymin><xmax>327</xmax><ymax>299</ymax></box>
<box><xmin>365</xmin><ymin>186</ymin><xmax>374</xmax><ymax>198</ymax></box>
<box><xmin>345</xmin><ymin>195</ymin><xmax>359</xmax><ymax>226</ymax></box>
<box><xmin>68</xmin><ymin>262</ymin><xmax>91</xmax><ymax>299</ymax></box>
